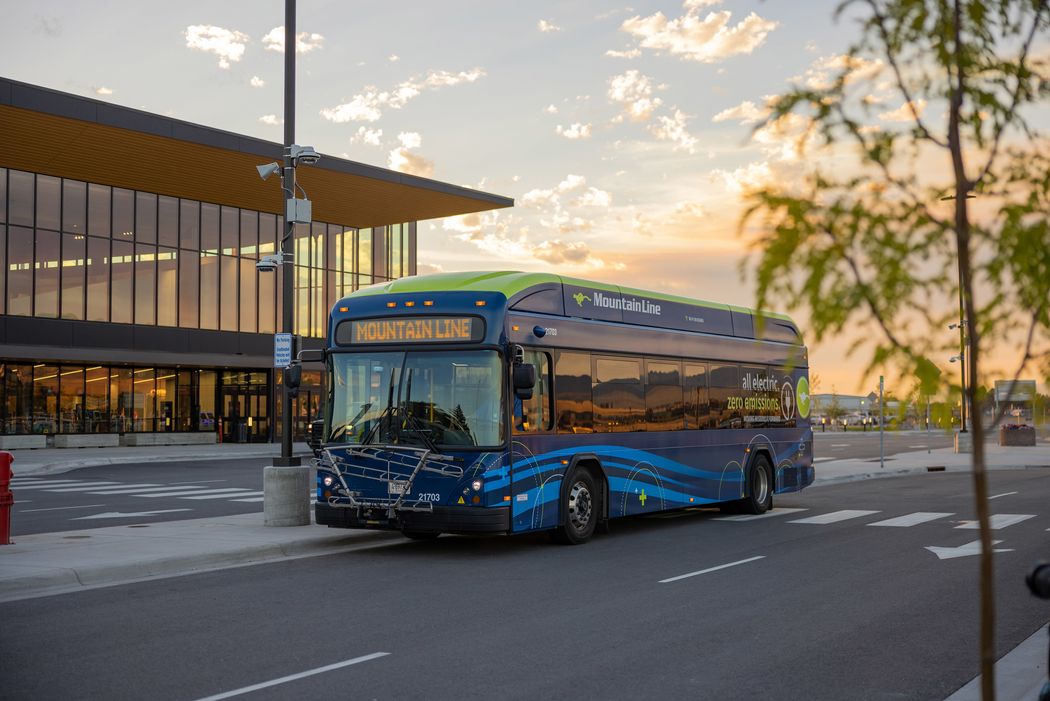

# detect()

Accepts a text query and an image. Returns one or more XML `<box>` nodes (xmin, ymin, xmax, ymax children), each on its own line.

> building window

<box><xmin>158</xmin><ymin>195</ymin><xmax>178</xmax><ymax>248</ymax></box>
<box><xmin>112</xmin><ymin>187</ymin><xmax>133</xmax><ymax>241</ymax></box>
<box><xmin>84</xmin><ymin>365</ymin><xmax>108</xmax><ymax>433</ymax></box>
<box><xmin>33</xmin><ymin>364</ymin><xmax>59</xmax><ymax>434</ymax></box>
<box><xmin>62</xmin><ymin>179</ymin><xmax>86</xmax><ymax>236</ymax></box>
<box><xmin>34</xmin><ymin>229</ymin><xmax>60</xmax><ymax>318</ymax></box>
<box><xmin>61</xmin><ymin>232</ymin><xmax>86</xmax><ymax>320</ymax></box>
<box><xmin>200</xmin><ymin>252</ymin><xmax>219</xmax><ymax>329</ymax></box>
<box><xmin>8</xmin><ymin>226</ymin><xmax>33</xmax><ymax>316</ymax></box>
<box><xmin>111</xmin><ymin>240</ymin><xmax>134</xmax><ymax>324</ymax></box>
<box><xmin>59</xmin><ymin>365</ymin><xmax>85</xmax><ymax>433</ymax></box>
<box><xmin>8</xmin><ymin>170</ymin><xmax>34</xmax><ymax>228</ymax></box>
<box><xmin>179</xmin><ymin>199</ymin><xmax>199</xmax><ymax>250</ymax></box>
<box><xmin>157</xmin><ymin>247</ymin><xmax>177</xmax><ymax>327</ymax></box>
<box><xmin>179</xmin><ymin>248</ymin><xmax>199</xmax><ymax>329</ymax></box>
<box><xmin>86</xmin><ymin>236</ymin><xmax>110</xmax><ymax>322</ymax></box>
<box><xmin>88</xmin><ymin>183</ymin><xmax>110</xmax><ymax>238</ymax></box>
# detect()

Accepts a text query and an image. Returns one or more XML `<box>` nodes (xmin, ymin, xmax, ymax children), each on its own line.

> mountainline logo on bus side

<box><xmin>574</xmin><ymin>290</ymin><xmax>662</xmax><ymax>316</ymax></box>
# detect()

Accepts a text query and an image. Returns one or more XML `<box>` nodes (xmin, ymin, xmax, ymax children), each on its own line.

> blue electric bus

<box><xmin>312</xmin><ymin>271</ymin><xmax>813</xmax><ymax>544</ymax></box>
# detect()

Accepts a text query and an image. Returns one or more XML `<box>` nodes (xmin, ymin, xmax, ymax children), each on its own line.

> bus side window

<box><xmin>684</xmin><ymin>362</ymin><xmax>710</xmax><ymax>429</ymax></box>
<box><xmin>710</xmin><ymin>364</ymin><xmax>741</xmax><ymax>428</ymax></box>
<box><xmin>514</xmin><ymin>350</ymin><xmax>553</xmax><ymax>433</ymax></box>
<box><xmin>593</xmin><ymin>356</ymin><xmax>644</xmax><ymax>432</ymax></box>
<box><xmin>645</xmin><ymin>359</ymin><xmax>683</xmax><ymax>431</ymax></box>
<box><xmin>555</xmin><ymin>352</ymin><xmax>593</xmax><ymax>434</ymax></box>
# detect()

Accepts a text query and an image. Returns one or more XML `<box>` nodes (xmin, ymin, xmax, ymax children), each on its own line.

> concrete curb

<box><xmin>944</xmin><ymin>624</ymin><xmax>1049</xmax><ymax>701</ymax></box>
<box><xmin>11</xmin><ymin>447</ymin><xmax>315</xmax><ymax>477</ymax></box>
<box><xmin>0</xmin><ymin>516</ymin><xmax>401</xmax><ymax>603</ymax></box>
<box><xmin>813</xmin><ymin>462</ymin><xmax>1050</xmax><ymax>487</ymax></box>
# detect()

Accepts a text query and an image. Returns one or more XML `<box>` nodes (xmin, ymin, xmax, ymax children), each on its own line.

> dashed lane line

<box><xmin>18</xmin><ymin>504</ymin><xmax>107</xmax><ymax>513</ymax></box>
<box><xmin>988</xmin><ymin>491</ymin><xmax>1018</xmax><ymax>500</ymax></box>
<box><xmin>660</xmin><ymin>556</ymin><xmax>766</xmax><ymax>584</ymax></box>
<box><xmin>46</xmin><ymin>483</ymin><xmax>160</xmax><ymax>493</ymax></box>
<box><xmin>136</xmin><ymin>488</ymin><xmax>255</xmax><ymax>498</ymax></box>
<box><xmin>193</xmin><ymin>652</ymin><xmax>391</xmax><ymax>701</ymax></box>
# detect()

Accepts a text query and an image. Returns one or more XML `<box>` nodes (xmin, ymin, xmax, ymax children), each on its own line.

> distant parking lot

<box><xmin>813</xmin><ymin>429</ymin><xmax>954</xmax><ymax>461</ymax></box>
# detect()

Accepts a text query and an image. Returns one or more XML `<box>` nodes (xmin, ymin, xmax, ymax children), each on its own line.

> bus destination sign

<box><xmin>343</xmin><ymin>316</ymin><xmax>483</xmax><ymax>345</ymax></box>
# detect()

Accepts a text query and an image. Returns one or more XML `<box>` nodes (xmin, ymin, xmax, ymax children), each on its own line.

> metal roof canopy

<box><xmin>0</xmin><ymin>77</ymin><xmax>513</xmax><ymax>228</ymax></box>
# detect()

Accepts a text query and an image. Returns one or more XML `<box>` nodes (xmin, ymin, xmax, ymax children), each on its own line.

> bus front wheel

<box><xmin>741</xmin><ymin>455</ymin><xmax>773</xmax><ymax>515</ymax></box>
<box><xmin>551</xmin><ymin>469</ymin><xmax>598</xmax><ymax>545</ymax></box>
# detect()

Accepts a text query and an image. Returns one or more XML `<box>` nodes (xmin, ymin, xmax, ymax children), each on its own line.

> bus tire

<box><xmin>551</xmin><ymin>468</ymin><xmax>598</xmax><ymax>545</ymax></box>
<box><xmin>402</xmin><ymin>530</ymin><xmax>440</xmax><ymax>540</ymax></box>
<box><xmin>741</xmin><ymin>455</ymin><xmax>773</xmax><ymax>515</ymax></box>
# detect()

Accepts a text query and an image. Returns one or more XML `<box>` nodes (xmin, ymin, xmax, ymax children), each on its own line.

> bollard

<box><xmin>0</xmin><ymin>450</ymin><xmax>13</xmax><ymax>545</ymax></box>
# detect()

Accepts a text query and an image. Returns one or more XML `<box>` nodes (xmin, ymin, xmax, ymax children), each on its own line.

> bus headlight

<box><xmin>471</xmin><ymin>480</ymin><xmax>483</xmax><ymax>491</ymax></box>
<box><xmin>323</xmin><ymin>476</ymin><xmax>334</xmax><ymax>487</ymax></box>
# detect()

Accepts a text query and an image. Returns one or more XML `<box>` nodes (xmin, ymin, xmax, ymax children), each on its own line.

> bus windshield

<box><xmin>328</xmin><ymin>350</ymin><xmax>504</xmax><ymax>448</ymax></box>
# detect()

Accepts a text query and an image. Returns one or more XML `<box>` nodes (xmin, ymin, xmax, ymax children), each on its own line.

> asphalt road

<box><xmin>3</xmin><ymin>469</ymin><xmax>1048</xmax><ymax>700</ymax></box>
<box><xmin>814</xmin><ymin>428</ymin><xmax>956</xmax><ymax>459</ymax></box>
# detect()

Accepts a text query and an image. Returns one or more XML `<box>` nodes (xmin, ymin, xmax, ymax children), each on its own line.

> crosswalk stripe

<box><xmin>232</xmin><ymin>497</ymin><xmax>264</xmax><ymax>503</ymax></box>
<box><xmin>955</xmin><ymin>514</ymin><xmax>1035</xmax><ymax>530</ymax></box>
<box><xmin>136</xmin><ymin>488</ymin><xmax>254</xmax><ymax>498</ymax></box>
<box><xmin>868</xmin><ymin>512</ymin><xmax>954</xmax><ymax>527</ymax></box>
<box><xmin>715</xmin><ymin>508</ymin><xmax>808</xmax><ymax>522</ymax></box>
<box><xmin>788</xmin><ymin>510</ymin><xmax>880</xmax><ymax>525</ymax></box>
<box><xmin>181</xmin><ymin>491</ymin><xmax>263</xmax><ymax>500</ymax></box>
<box><xmin>11</xmin><ymin>481</ymin><xmax>118</xmax><ymax>491</ymax></box>
<box><xmin>90</xmin><ymin>485</ymin><xmax>204</xmax><ymax>494</ymax></box>
<box><xmin>48</xmin><ymin>483</ymin><xmax>157</xmax><ymax>493</ymax></box>
<box><xmin>11</xmin><ymin>479</ymin><xmax>91</xmax><ymax>487</ymax></box>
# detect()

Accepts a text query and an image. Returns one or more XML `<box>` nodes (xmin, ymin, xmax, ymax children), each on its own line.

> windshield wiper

<box><xmin>399</xmin><ymin>368</ymin><xmax>439</xmax><ymax>453</ymax></box>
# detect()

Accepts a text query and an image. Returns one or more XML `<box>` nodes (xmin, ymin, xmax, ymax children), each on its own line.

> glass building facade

<box><xmin>0</xmin><ymin>167</ymin><xmax>416</xmax><ymax>441</ymax></box>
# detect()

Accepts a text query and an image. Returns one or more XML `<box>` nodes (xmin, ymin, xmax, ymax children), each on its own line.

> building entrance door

<box><xmin>220</xmin><ymin>372</ymin><xmax>270</xmax><ymax>443</ymax></box>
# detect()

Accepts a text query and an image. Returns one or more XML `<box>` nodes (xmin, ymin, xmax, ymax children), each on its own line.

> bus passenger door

<box><xmin>509</xmin><ymin>349</ymin><xmax>558</xmax><ymax>533</ymax></box>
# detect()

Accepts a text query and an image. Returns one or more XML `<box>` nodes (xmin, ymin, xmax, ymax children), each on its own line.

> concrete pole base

<box><xmin>264</xmin><ymin>465</ymin><xmax>312</xmax><ymax>527</ymax></box>
<box><xmin>954</xmin><ymin>431</ymin><xmax>973</xmax><ymax>454</ymax></box>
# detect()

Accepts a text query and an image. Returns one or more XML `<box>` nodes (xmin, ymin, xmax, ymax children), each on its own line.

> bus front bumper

<box><xmin>315</xmin><ymin>502</ymin><xmax>510</xmax><ymax>535</ymax></box>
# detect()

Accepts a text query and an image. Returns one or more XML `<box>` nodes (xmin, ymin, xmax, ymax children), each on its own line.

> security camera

<box><xmin>256</xmin><ymin>162</ymin><xmax>281</xmax><ymax>181</ymax></box>
<box><xmin>290</xmin><ymin>144</ymin><xmax>321</xmax><ymax>166</ymax></box>
<box><xmin>256</xmin><ymin>255</ymin><xmax>280</xmax><ymax>273</ymax></box>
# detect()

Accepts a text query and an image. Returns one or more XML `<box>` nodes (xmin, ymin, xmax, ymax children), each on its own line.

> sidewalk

<box><xmin>2</xmin><ymin>443</ymin><xmax>1048</xmax><ymax>699</ymax></box>
<box><xmin>5</xmin><ymin>441</ymin><xmax>315</xmax><ymax>477</ymax></box>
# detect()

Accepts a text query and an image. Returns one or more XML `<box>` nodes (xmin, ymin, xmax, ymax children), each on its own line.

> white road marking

<box><xmin>926</xmin><ymin>539</ymin><xmax>1012</xmax><ymax>560</ymax></box>
<box><xmin>830</xmin><ymin>444</ymin><xmax>850</xmax><ymax>448</ymax></box>
<box><xmin>715</xmin><ymin>508</ymin><xmax>808</xmax><ymax>522</ymax></box>
<box><xmin>231</xmin><ymin>497</ymin><xmax>264</xmax><ymax>503</ymax></box>
<box><xmin>988</xmin><ymin>491</ymin><xmax>1018</xmax><ymax>500</ymax></box>
<box><xmin>47</xmin><ymin>483</ymin><xmax>154</xmax><ymax>493</ymax></box>
<box><xmin>74</xmin><ymin>509</ymin><xmax>193</xmax><ymax>520</ymax></box>
<box><xmin>136</xmin><ymin>488</ymin><xmax>254</xmax><ymax>498</ymax></box>
<box><xmin>168</xmin><ymin>480</ymin><xmax>228</xmax><ymax>485</ymax></box>
<box><xmin>868</xmin><ymin>512</ymin><xmax>954</xmax><ymax>527</ymax></box>
<box><xmin>813</xmin><ymin>457</ymin><xmax>835</xmax><ymax>463</ymax></box>
<box><xmin>788</xmin><ymin>510</ymin><xmax>881</xmax><ymax>525</ymax></box>
<box><xmin>908</xmin><ymin>445</ymin><xmax>927</xmax><ymax>448</ymax></box>
<box><xmin>193</xmin><ymin>652</ymin><xmax>390</xmax><ymax>701</ymax></box>
<box><xmin>660</xmin><ymin>556</ymin><xmax>766</xmax><ymax>584</ymax></box>
<box><xmin>10</xmin><ymin>481</ymin><xmax>118</xmax><ymax>491</ymax></box>
<box><xmin>91</xmin><ymin>485</ymin><xmax>210</xmax><ymax>494</ymax></box>
<box><xmin>956</xmin><ymin>514</ymin><xmax>1035</xmax><ymax>530</ymax></box>
<box><xmin>181</xmin><ymin>491</ymin><xmax>263</xmax><ymax>500</ymax></box>
<box><xmin>18</xmin><ymin>503</ymin><xmax>106</xmax><ymax>513</ymax></box>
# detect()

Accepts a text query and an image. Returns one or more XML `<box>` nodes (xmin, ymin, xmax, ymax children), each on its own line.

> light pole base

<box><xmin>264</xmin><ymin>465</ymin><xmax>312</xmax><ymax>526</ymax></box>
<box><xmin>954</xmin><ymin>430</ymin><xmax>973</xmax><ymax>454</ymax></box>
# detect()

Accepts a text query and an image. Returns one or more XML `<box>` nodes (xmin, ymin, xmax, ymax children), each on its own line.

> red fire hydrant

<box><xmin>0</xmin><ymin>450</ymin><xmax>13</xmax><ymax>545</ymax></box>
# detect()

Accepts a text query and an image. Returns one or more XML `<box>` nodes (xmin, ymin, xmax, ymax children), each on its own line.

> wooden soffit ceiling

<box><xmin>0</xmin><ymin>103</ymin><xmax>512</xmax><ymax>228</ymax></box>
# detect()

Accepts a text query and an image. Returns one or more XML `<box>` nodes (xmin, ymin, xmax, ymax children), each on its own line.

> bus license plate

<box><xmin>388</xmin><ymin>480</ymin><xmax>408</xmax><ymax>494</ymax></box>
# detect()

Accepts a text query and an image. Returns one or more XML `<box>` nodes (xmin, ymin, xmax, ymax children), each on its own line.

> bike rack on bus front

<box><xmin>319</xmin><ymin>445</ymin><xmax>465</xmax><ymax>519</ymax></box>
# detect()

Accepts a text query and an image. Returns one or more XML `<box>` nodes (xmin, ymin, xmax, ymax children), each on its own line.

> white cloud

<box><xmin>621</xmin><ymin>1</ymin><xmax>777</xmax><ymax>63</ymax></box>
<box><xmin>555</xmin><ymin>122</ymin><xmax>593</xmax><ymax>140</ymax></box>
<box><xmin>608</xmin><ymin>70</ymin><xmax>662</xmax><ymax>122</ymax></box>
<box><xmin>533</xmin><ymin>240</ymin><xmax>594</xmax><ymax>264</ymax></box>
<box><xmin>184</xmin><ymin>25</ymin><xmax>249</xmax><ymax>69</ymax></box>
<box><xmin>574</xmin><ymin>187</ymin><xmax>613</xmax><ymax>207</ymax></box>
<box><xmin>320</xmin><ymin>68</ymin><xmax>486</xmax><ymax>123</ymax></box>
<box><xmin>648</xmin><ymin>109</ymin><xmax>698</xmax><ymax>152</ymax></box>
<box><xmin>261</xmin><ymin>26</ymin><xmax>325</xmax><ymax>54</ymax></box>
<box><xmin>713</xmin><ymin>161</ymin><xmax>776</xmax><ymax>194</ymax></box>
<box><xmin>711</xmin><ymin>99</ymin><xmax>768</xmax><ymax>124</ymax></box>
<box><xmin>351</xmin><ymin>126</ymin><xmax>384</xmax><ymax>146</ymax></box>
<box><xmin>878</xmin><ymin>99</ymin><xmax>927</xmax><ymax>123</ymax></box>
<box><xmin>250</xmin><ymin>76</ymin><xmax>265</xmax><ymax>88</ymax></box>
<box><xmin>258</xmin><ymin>114</ymin><xmax>282</xmax><ymax>125</ymax></box>
<box><xmin>792</xmin><ymin>54</ymin><xmax>883</xmax><ymax>90</ymax></box>
<box><xmin>538</xmin><ymin>19</ymin><xmax>561</xmax><ymax>33</ymax></box>
<box><xmin>752</xmin><ymin>112</ymin><xmax>816</xmax><ymax>162</ymax></box>
<box><xmin>671</xmin><ymin>200</ymin><xmax>706</xmax><ymax>219</ymax></box>
<box><xmin>388</xmin><ymin>132</ymin><xmax>434</xmax><ymax>177</ymax></box>
<box><xmin>545</xmin><ymin>104</ymin><xmax>559</xmax><ymax>115</ymax></box>
<box><xmin>388</xmin><ymin>54</ymin><xmax>399</xmax><ymax>62</ymax></box>
<box><xmin>605</xmin><ymin>48</ymin><xmax>642</xmax><ymax>58</ymax></box>
<box><xmin>94</xmin><ymin>86</ymin><xmax>113</xmax><ymax>96</ymax></box>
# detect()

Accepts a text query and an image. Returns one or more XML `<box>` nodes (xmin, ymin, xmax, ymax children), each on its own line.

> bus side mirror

<box><xmin>284</xmin><ymin>362</ymin><xmax>302</xmax><ymax>396</ymax></box>
<box><xmin>298</xmin><ymin>349</ymin><xmax>325</xmax><ymax>363</ymax></box>
<box><xmin>513</xmin><ymin>363</ymin><xmax>537</xmax><ymax>401</ymax></box>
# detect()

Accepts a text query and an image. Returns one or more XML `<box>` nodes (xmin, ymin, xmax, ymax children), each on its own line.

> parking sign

<box><xmin>274</xmin><ymin>333</ymin><xmax>292</xmax><ymax>368</ymax></box>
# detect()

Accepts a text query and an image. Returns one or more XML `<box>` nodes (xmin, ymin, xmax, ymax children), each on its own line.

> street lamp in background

<box><xmin>940</xmin><ymin>192</ymin><xmax>976</xmax><ymax>436</ymax></box>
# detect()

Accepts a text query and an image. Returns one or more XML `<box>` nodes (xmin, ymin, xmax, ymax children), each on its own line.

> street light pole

<box><xmin>276</xmin><ymin>0</ymin><xmax>300</xmax><ymax>467</ymax></box>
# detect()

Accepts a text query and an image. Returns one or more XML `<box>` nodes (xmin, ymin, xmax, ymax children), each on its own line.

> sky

<box><xmin>2</xmin><ymin>0</ymin><xmax>1043</xmax><ymax>396</ymax></box>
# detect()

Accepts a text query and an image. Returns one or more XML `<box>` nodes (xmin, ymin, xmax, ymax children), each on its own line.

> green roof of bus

<box><xmin>346</xmin><ymin>271</ymin><xmax>795</xmax><ymax>324</ymax></box>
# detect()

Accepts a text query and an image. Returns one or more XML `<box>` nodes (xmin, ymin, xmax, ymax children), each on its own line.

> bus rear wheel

<box><xmin>741</xmin><ymin>455</ymin><xmax>773</xmax><ymax>515</ymax></box>
<box><xmin>551</xmin><ymin>468</ymin><xmax>598</xmax><ymax>545</ymax></box>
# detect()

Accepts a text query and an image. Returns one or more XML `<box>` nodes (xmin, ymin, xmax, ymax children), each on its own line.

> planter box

<box><xmin>999</xmin><ymin>425</ymin><xmax>1036</xmax><ymax>447</ymax></box>
<box><xmin>53</xmin><ymin>434</ymin><xmax>120</xmax><ymax>448</ymax></box>
<box><xmin>0</xmin><ymin>435</ymin><xmax>47</xmax><ymax>450</ymax></box>
<box><xmin>119</xmin><ymin>432</ymin><xmax>217</xmax><ymax>447</ymax></box>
